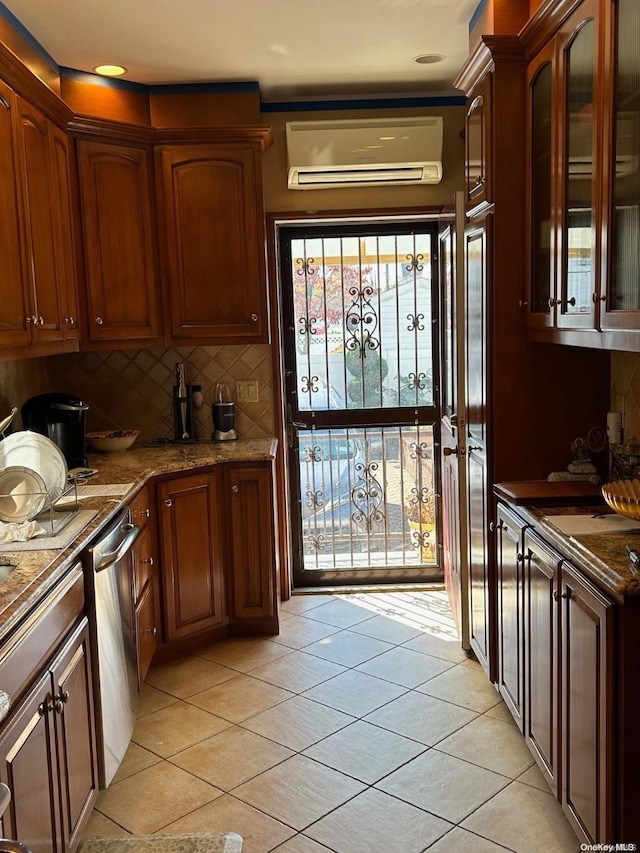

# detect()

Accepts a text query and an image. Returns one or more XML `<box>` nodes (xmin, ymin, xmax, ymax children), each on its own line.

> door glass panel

<box><xmin>530</xmin><ymin>62</ymin><xmax>553</xmax><ymax>314</ymax></box>
<box><xmin>293</xmin><ymin>233</ymin><xmax>434</xmax><ymax>411</ymax></box>
<box><xmin>440</xmin><ymin>222</ymin><xmax>455</xmax><ymax>419</ymax></box>
<box><xmin>563</xmin><ymin>20</ymin><xmax>595</xmax><ymax>315</ymax></box>
<box><xmin>299</xmin><ymin>425</ymin><xmax>438</xmax><ymax>573</ymax></box>
<box><xmin>610</xmin><ymin>0</ymin><xmax>640</xmax><ymax>311</ymax></box>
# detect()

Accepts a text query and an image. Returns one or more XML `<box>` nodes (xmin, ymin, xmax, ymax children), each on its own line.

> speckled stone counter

<box><xmin>0</xmin><ymin>438</ymin><xmax>277</xmax><ymax>642</ymax></box>
<box><xmin>502</xmin><ymin>502</ymin><xmax>640</xmax><ymax>599</ymax></box>
<box><xmin>80</xmin><ymin>833</ymin><xmax>243</xmax><ymax>853</ymax></box>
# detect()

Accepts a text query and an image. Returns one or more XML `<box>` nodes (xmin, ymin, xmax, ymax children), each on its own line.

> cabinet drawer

<box><xmin>0</xmin><ymin>564</ymin><xmax>84</xmax><ymax>709</ymax></box>
<box><xmin>129</xmin><ymin>487</ymin><xmax>152</xmax><ymax>530</ymax></box>
<box><xmin>132</xmin><ymin>525</ymin><xmax>156</xmax><ymax>602</ymax></box>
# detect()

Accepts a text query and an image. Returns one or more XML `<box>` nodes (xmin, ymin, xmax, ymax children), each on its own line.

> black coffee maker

<box><xmin>21</xmin><ymin>393</ymin><xmax>89</xmax><ymax>469</ymax></box>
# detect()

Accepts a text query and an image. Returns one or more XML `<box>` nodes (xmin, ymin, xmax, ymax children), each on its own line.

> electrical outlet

<box><xmin>236</xmin><ymin>380</ymin><xmax>259</xmax><ymax>403</ymax></box>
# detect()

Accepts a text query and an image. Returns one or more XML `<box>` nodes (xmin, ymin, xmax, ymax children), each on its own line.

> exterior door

<box><xmin>280</xmin><ymin>220</ymin><xmax>442</xmax><ymax>588</ymax></box>
<box><xmin>439</xmin><ymin>193</ymin><xmax>469</xmax><ymax>647</ymax></box>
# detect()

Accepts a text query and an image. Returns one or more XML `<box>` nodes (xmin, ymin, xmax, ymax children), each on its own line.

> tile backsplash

<box><xmin>1</xmin><ymin>345</ymin><xmax>275</xmax><ymax>442</ymax></box>
<box><xmin>611</xmin><ymin>351</ymin><xmax>640</xmax><ymax>443</ymax></box>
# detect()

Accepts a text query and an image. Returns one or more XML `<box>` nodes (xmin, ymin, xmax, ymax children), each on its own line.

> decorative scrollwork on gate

<box><xmin>351</xmin><ymin>460</ymin><xmax>385</xmax><ymax>531</ymax></box>
<box><xmin>300</xmin><ymin>375</ymin><xmax>319</xmax><ymax>395</ymax></box>
<box><xmin>407</xmin><ymin>313</ymin><xmax>425</xmax><ymax>332</ymax></box>
<box><xmin>303</xmin><ymin>442</ymin><xmax>323</xmax><ymax>463</ymax></box>
<box><xmin>295</xmin><ymin>257</ymin><xmax>315</xmax><ymax>276</ymax></box>
<box><xmin>409</xmin><ymin>441</ymin><xmax>432</xmax><ymax>461</ymax></box>
<box><xmin>298</xmin><ymin>316</ymin><xmax>317</xmax><ymax>337</ymax></box>
<box><xmin>307</xmin><ymin>533</ymin><xmax>325</xmax><ymax>552</ymax></box>
<box><xmin>344</xmin><ymin>283</ymin><xmax>379</xmax><ymax>358</ymax></box>
<box><xmin>305</xmin><ymin>489</ymin><xmax>324</xmax><ymax>511</ymax></box>
<box><xmin>407</xmin><ymin>371</ymin><xmax>427</xmax><ymax>391</ymax></box>
<box><xmin>405</xmin><ymin>252</ymin><xmax>424</xmax><ymax>273</ymax></box>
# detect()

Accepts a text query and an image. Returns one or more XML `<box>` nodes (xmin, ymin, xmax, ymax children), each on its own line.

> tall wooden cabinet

<box><xmin>155</xmin><ymin>131</ymin><xmax>270</xmax><ymax>345</ymax></box>
<box><xmin>75</xmin><ymin>136</ymin><xmax>162</xmax><ymax>347</ymax></box>
<box><xmin>455</xmin><ymin>36</ymin><xmax>610</xmax><ymax>681</ymax></box>
<box><xmin>0</xmin><ymin>80</ymin><xmax>78</xmax><ymax>357</ymax></box>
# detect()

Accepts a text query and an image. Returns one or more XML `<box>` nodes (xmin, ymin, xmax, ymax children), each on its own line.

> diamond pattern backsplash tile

<box><xmin>53</xmin><ymin>345</ymin><xmax>275</xmax><ymax>443</ymax></box>
<box><xmin>611</xmin><ymin>351</ymin><xmax>640</xmax><ymax>443</ymax></box>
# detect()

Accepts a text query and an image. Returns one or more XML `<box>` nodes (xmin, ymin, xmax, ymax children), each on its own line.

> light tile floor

<box><xmin>82</xmin><ymin>590</ymin><xmax>582</xmax><ymax>853</ymax></box>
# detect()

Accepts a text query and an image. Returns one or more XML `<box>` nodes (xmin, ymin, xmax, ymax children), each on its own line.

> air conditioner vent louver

<box><xmin>286</xmin><ymin>117</ymin><xmax>443</xmax><ymax>190</ymax></box>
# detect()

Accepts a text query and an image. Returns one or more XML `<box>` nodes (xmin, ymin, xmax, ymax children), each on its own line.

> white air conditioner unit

<box><xmin>286</xmin><ymin>117</ymin><xmax>443</xmax><ymax>190</ymax></box>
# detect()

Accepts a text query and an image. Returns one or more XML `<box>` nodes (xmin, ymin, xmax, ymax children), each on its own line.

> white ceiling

<box><xmin>3</xmin><ymin>0</ymin><xmax>479</xmax><ymax>101</ymax></box>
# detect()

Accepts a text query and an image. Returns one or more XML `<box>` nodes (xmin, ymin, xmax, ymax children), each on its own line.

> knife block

<box><xmin>172</xmin><ymin>385</ymin><xmax>197</xmax><ymax>443</ymax></box>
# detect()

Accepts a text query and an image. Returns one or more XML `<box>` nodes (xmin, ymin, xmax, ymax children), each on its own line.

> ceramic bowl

<box><xmin>86</xmin><ymin>430</ymin><xmax>140</xmax><ymax>453</ymax></box>
<box><xmin>601</xmin><ymin>479</ymin><xmax>640</xmax><ymax>520</ymax></box>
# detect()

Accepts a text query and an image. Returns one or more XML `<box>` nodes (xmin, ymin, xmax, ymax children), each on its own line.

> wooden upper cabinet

<box><xmin>156</xmin><ymin>142</ymin><xmax>269</xmax><ymax>345</ymax></box>
<box><xmin>0</xmin><ymin>81</ymin><xmax>29</xmax><ymax>348</ymax></box>
<box><xmin>13</xmin><ymin>97</ymin><xmax>66</xmax><ymax>345</ymax></box>
<box><xmin>49</xmin><ymin>125</ymin><xmax>80</xmax><ymax>341</ymax></box>
<box><xmin>527</xmin><ymin>2</ymin><xmax>600</xmax><ymax>333</ymax></box>
<box><xmin>527</xmin><ymin>45</ymin><xmax>556</xmax><ymax>329</ymax></box>
<box><xmin>600</xmin><ymin>0</ymin><xmax>640</xmax><ymax>333</ymax></box>
<box><xmin>76</xmin><ymin>140</ymin><xmax>162</xmax><ymax>346</ymax></box>
<box><xmin>556</xmin><ymin>1</ymin><xmax>599</xmax><ymax>331</ymax></box>
<box><xmin>465</xmin><ymin>75</ymin><xmax>491</xmax><ymax>212</ymax></box>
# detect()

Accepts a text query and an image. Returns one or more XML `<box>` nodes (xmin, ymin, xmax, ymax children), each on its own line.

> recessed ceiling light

<box><xmin>93</xmin><ymin>64</ymin><xmax>127</xmax><ymax>77</ymax></box>
<box><xmin>414</xmin><ymin>54</ymin><xmax>445</xmax><ymax>65</ymax></box>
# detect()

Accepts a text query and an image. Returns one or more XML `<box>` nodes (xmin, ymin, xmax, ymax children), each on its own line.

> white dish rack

<box><xmin>0</xmin><ymin>477</ymin><xmax>83</xmax><ymax>538</ymax></box>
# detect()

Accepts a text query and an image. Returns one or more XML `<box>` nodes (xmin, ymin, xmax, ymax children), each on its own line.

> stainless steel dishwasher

<box><xmin>84</xmin><ymin>507</ymin><xmax>141</xmax><ymax>788</ymax></box>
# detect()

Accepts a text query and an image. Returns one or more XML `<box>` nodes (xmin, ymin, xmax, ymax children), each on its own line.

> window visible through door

<box><xmin>280</xmin><ymin>220</ymin><xmax>442</xmax><ymax>588</ymax></box>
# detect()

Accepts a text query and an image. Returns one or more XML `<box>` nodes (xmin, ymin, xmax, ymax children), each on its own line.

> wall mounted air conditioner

<box><xmin>286</xmin><ymin>116</ymin><xmax>443</xmax><ymax>190</ymax></box>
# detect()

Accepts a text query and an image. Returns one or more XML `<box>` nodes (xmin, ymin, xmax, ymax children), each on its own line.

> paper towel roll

<box><xmin>607</xmin><ymin>411</ymin><xmax>622</xmax><ymax>444</ymax></box>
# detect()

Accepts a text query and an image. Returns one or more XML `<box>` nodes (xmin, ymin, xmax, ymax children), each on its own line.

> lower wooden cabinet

<box><xmin>157</xmin><ymin>471</ymin><xmax>226</xmax><ymax>642</ymax></box>
<box><xmin>494</xmin><ymin>507</ymin><xmax>619</xmax><ymax>845</ymax></box>
<box><xmin>0</xmin><ymin>618</ymin><xmax>98</xmax><ymax>853</ymax></box>
<box><xmin>495</xmin><ymin>504</ymin><xmax>526</xmax><ymax>731</ymax></box>
<box><xmin>224</xmin><ymin>462</ymin><xmax>278</xmax><ymax>632</ymax></box>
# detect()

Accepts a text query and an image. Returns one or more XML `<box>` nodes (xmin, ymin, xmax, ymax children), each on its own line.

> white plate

<box><xmin>0</xmin><ymin>431</ymin><xmax>68</xmax><ymax>500</ymax></box>
<box><xmin>0</xmin><ymin>466</ymin><xmax>48</xmax><ymax>522</ymax></box>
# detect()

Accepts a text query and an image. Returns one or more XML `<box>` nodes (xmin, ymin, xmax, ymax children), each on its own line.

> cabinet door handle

<box><xmin>548</xmin><ymin>298</ymin><xmax>560</xmax><ymax>307</ymax></box>
<box><xmin>553</xmin><ymin>589</ymin><xmax>571</xmax><ymax>601</ymax></box>
<box><xmin>565</xmin><ymin>297</ymin><xmax>576</xmax><ymax>307</ymax></box>
<box><xmin>134</xmin><ymin>508</ymin><xmax>150</xmax><ymax>519</ymax></box>
<box><xmin>518</xmin><ymin>299</ymin><xmax>528</xmax><ymax>308</ymax></box>
<box><xmin>64</xmin><ymin>316</ymin><xmax>76</xmax><ymax>326</ymax></box>
<box><xmin>232</xmin><ymin>485</ymin><xmax>239</xmax><ymax>493</ymax></box>
<box><xmin>141</xmin><ymin>557</ymin><xmax>154</xmax><ymax>566</ymax></box>
<box><xmin>592</xmin><ymin>292</ymin><xmax>606</xmax><ymax>303</ymax></box>
<box><xmin>146</xmin><ymin>627</ymin><xmax>158</xmax><ymax>636</ymax></box>
<box><xmin>95</xmin><ymin>317</ymin><xmax>104</xmax><ymax>325</ymax></box>
<box><xmin>163</xmin><ymin>499</ymin><xmax>173</xmax><ymax>508</ymax></box>
<box><xmin>250</xmin><ymin>313</ymin><xmax>259</xmax><ymax>322</ymax></box>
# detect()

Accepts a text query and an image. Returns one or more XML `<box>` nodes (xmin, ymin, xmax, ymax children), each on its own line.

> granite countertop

<box><xmin>507</xmin><ymin>502</ymin><xmax>640</xmax><ymax>599</ymax></box>
<box><xmin>0</xmin><ymin>438</ymin><xmax>277</xmax><ymax>642</ymax></box>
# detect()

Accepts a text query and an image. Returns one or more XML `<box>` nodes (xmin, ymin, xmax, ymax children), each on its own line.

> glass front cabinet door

<box><xmin>557</xmin><ymin>2</ymin><xmax>598</xmax><ymax>330</ymax></box>
<box><xmin>601</xmin><ymin>0</ymin><xmax>640</xmax><ymax>331</ymax></box>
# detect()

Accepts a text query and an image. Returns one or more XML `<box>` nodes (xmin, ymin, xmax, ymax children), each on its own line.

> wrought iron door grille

<box><xmin>299</xmin><ymin>425</ymin><xmax>437</xmax><ymax>571</ymax></box>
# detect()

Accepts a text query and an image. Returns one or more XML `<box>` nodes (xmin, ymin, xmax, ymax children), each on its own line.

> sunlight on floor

<box><xmin>334</xmin><ymin>590</ymin><xmax>460</xmax><ymax>642</ymax></box>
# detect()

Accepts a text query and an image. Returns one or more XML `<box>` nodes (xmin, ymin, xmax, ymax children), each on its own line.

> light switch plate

<box><xmin>237</xmin><ymin>380</ymin><xmax>259</xmax><ymax>403</ymax></box>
